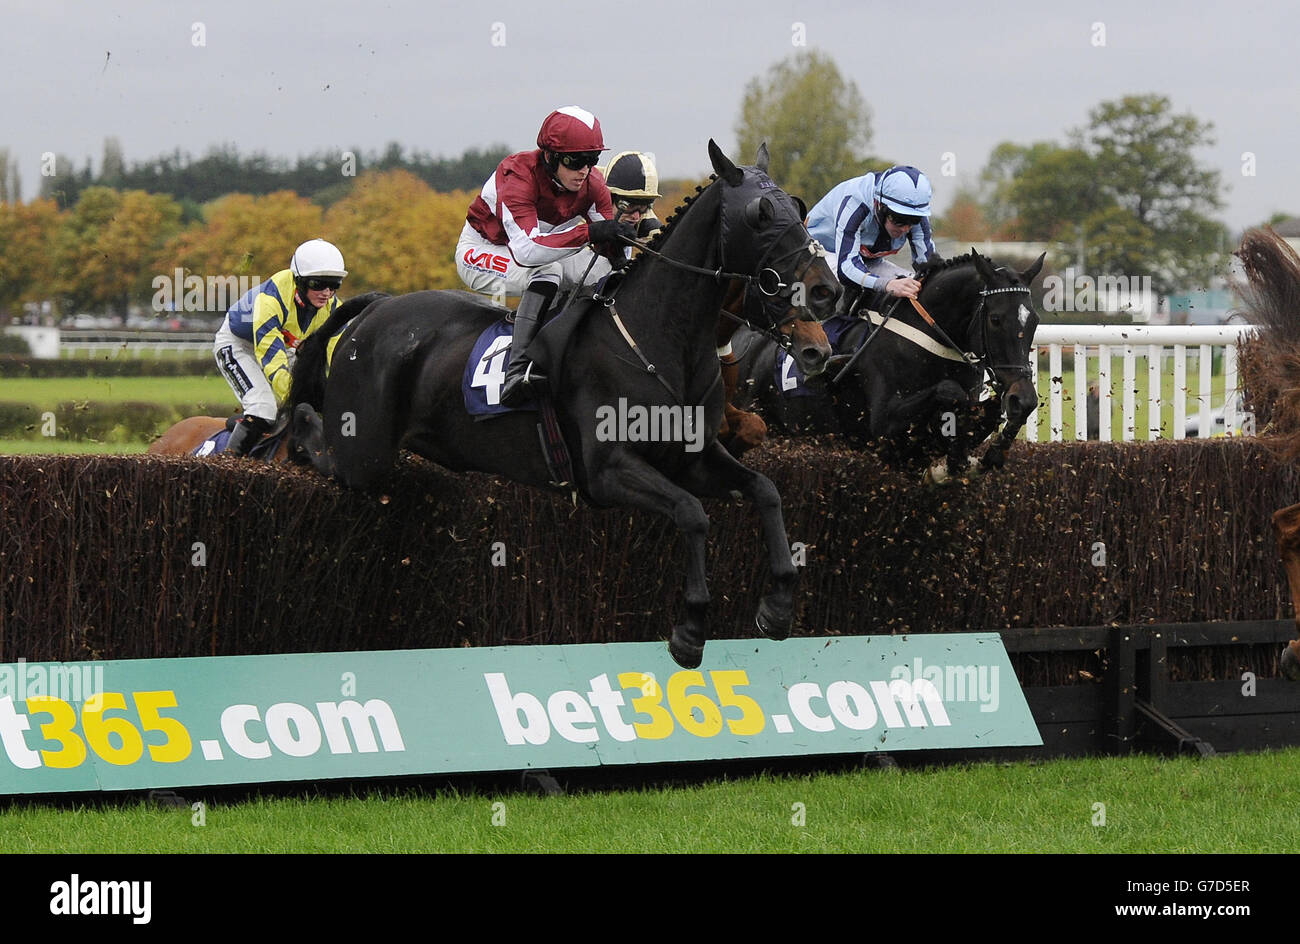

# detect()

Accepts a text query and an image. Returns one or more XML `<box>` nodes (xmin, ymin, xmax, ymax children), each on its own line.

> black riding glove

<box><xmin>587</xmin><ymin>219</ymin><xmax>637</xmax><ymax>246</ymax></box>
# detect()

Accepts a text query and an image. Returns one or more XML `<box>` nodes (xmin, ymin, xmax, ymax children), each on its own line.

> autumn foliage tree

<box><xmin>325</xmin><ymin>170</ymin><xmax>474</xmax><ymax>294</ymax></box>
<box><xmin>50</xmin><ymin>188</ymin><xmax>182</xmax><ymax>313</ymax></box>
<box><xmin>0</xmin><ymin>199</ymin><xmax>61</xmax><ymax>317</ymax></box>
<box><xmin>159</xmin><ymin>191</ymin><xmax>325</xmax><ymax>282</ymax></box>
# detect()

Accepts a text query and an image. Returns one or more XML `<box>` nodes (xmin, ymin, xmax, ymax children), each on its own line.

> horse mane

<box><xmin>615</xmin><ymin>176</ymin><xmax>716</xmax><ymax>282</ymax></box>
<box><xmin>914</xmin><ymin>252</ymin><xmax>982</xmax><ymax>280</ymax></box>
<box><xmin>1235</xmin><ymin>226</ymin><xmax>1300</xmax><ymax>461</ymax></box>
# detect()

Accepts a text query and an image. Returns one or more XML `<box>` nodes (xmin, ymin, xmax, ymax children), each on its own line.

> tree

<box><xmin>0</xmin><ymin>199</ymin><xmax>61</xmax><ymax>316</ymax></box>
<box><xmin>735</xmin><ymin>51</ymin><xmax>876</xmax><ymax>204</ymax></box>
<box><xmin>50</xmin><ymin>187</ymin><xmax>183</xmax><ymax>313</ymax></box>
<box><xmin>38</xmin><ymin>154</ymin><xmax>93</xmax><ymax>209</ymax></box>
<box><xmin>1076</xmin><ymin>95</ymin><xmax>1226</xmax><ymax>291</ymax></box>
<box><xmin>160</xmin><ymin>190</ymin><xmax>324</xmax><ymax>282</ymax></box>
<box><xmin>101</xmin><ymin>137</ymin><xmax>126</xmax><ymax>186</ymax></box>
<box><xmin>324</xmin><ymin>170</ymin><xmax>471</xmax><ymax>294</ymax></box>
<box><xmin>976</xmin><ymin>95</ymin><xmax>1228</xmax><ymax>293</ymax></box>
<box><xmin>0</xmin><ymin>148</ymin><xmax>22</xmax><ymax>204</ymax></box>
<box><xmin>934</xmin><ymin>187</ymin><xmax>992</xmax><ymax>242</ymax></box>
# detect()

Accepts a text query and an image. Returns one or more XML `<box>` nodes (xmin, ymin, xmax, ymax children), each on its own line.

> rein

<box><xmin>588</xmin><ymin>177</ymin><xmax>822</xmax><ymax>404</ymax></box>
<box><xmin>618</xmin><ymin>223</ymin><xmax>826</xmax><ymax>350</ymax></box>
<box><xmin>893</xmin><ymin>282</ymin><xmax>1035</xmax><ymax>393</ymax></box>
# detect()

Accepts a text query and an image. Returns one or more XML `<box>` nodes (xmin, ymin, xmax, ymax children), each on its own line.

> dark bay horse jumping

<box><xmin>288</xmin><ymin>142</ymin><xmax>840</xmax><ymax>668</ymax></box>
<box><xmin>731</xmin><ymin>249</ymin><xmax>1044</xmax><ymax>481</ymax></box>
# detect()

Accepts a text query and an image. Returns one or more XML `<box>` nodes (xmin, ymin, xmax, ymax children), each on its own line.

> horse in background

<box><xmin>716</xmin><ymin>275</ymin><xmax>835</xmax><ymax>456</ymax></box>
<box><xmin>146</xmin><ymin>293</ymin><xmax>387</xmax><ymax>461</ymax></box>
<box><xmin>1235</xmin><ymin>226</ymin><xmax>1300</xmax><ymax>679</ymax></box>
<box><xmin>729</xmin><ymin>249</ymin><xmax>1044</xmax><ymax>482</ymax></box>
<box><xmin>147</xmin><ymin>413</ymin><xmax>297</xmax><ymax>461</ymax></box>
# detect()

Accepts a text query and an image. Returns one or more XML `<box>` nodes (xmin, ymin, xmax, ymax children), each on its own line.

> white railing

<box><xmin>1027</xmin><ymin>324</ymin><xmax>1257</xmax><ymax>442</ymax></box>
<box><xmin>59</xmin><ymin>331</ymin><xmax>213</xmax><ymax>358</ymax></box>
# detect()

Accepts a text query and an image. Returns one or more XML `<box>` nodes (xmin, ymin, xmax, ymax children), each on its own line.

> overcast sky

<box><xmin>3</xmin><ymin>0</ymin><xmax>1297</xmax><ymax>233</ymax></box>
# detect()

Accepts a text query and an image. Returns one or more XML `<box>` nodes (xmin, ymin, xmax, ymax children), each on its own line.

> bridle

<box><xmin>906</xmin><ymin>280</ymin><xmax>1035</xmax><ymax>394</ymax></box>
<box><xmin>600</xmin><ymin>185</ymin><xmax>829</xmax><ymax>353</ymax></box>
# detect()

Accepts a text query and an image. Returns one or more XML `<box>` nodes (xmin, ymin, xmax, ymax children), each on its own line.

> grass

<box><xmin>1031</xmin><ymin>354</ymin><xmax>1233</xmax><ymax>440</ymax></box>
<box><xmin>2</xmin><ymin>749</ymin><xmax>1297</xmax><ymax>853</ymax></box>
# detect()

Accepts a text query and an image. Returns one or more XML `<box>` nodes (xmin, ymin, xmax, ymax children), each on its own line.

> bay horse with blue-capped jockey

<box><xmin>287</xmin><ymin>141</ymin><xmax>840</xmax><ymax>668</ymax></box>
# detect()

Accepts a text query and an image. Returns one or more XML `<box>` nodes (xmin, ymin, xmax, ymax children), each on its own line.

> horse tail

<box><xmin>1236</xmin><ymin>228</ymin><xmax>1300</xmax><ymax>460</ymax></box>
<box><xmin>289</xmin><ymin>291</ymin><xmax>389</xmax><ymax>412</ymax></box>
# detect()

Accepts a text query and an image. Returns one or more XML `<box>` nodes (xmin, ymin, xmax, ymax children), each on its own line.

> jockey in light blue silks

<box><xmin>805</xmin><ymin>165</ymin><xmax>938</xmax><ymax>315</ymax></box>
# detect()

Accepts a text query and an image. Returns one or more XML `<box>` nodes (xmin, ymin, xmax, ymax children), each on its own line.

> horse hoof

<box><xmin>1281</xmin><ymin>642</ymin><xmax>1300</xmax><ymax>682</ymax></box>
<box><xmin>668</xmin><ymin>628</ymin><xmax>704</xmax><ymax>670</ymax></box>
<box><xmin>755</xmin><ymin>596</ymin><xmax>792</xmax><ymax>641</ymax></box>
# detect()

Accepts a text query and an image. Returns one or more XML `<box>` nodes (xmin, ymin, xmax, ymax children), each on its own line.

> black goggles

<box><xmin>616</xmin><ymin>199</ymin><xmax>654</xmax><ymax>214</ymax></box>
<box><xmin>885</xmin><ymin>209</ymin><xmax>923</xmax><ymax>227</ymax></box>
<box><xmin>301</xmin><ymin>277</ymin><xmax>343</xmax><ymax>292</ymax></box>
<box><xmin>557</xmin><ymin>151</ymin><xmax>601</xmax><ymax>169</ymax></box>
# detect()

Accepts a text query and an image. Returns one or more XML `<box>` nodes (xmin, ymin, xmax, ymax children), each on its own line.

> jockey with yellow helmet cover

<box><xmin>601</xmin><ymin>150</ymin><xmax>664</xmax><ymax>241</ymax></box>
<box><xmin>214</xmin><ymin>238</ymin><xmax>347</xmax><ymax>455</ymax></box>
<box><xmin>457</xmin><ymin>105</ymin><xmax>637</xmax><ymax>407</ymax></box>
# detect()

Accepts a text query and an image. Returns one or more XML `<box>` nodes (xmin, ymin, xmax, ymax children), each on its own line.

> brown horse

<box><xmin>1235</xmin><ymin>226</ymin><xmax>1300</xmax><ymax>680</ymax></box>
<box><xmin>147</xmin><ymin>414</ymin><xmax>293</xmax><ymax>461</ymax></box>
<box><xmin>716</xmin><ymin>277</ymin><xmax>834</xmax><ymax>455</ymax></box>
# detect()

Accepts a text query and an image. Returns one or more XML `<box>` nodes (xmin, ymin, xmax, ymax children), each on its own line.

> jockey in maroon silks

<box><xmin>456</xmin><ymin>106</ymin><xmax>636</xmax><ymax>407</ymax></box>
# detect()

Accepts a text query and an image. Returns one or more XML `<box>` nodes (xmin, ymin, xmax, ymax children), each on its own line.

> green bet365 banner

<box><xmin>0</xmin><ymin>634</ymin><xmax>1039</xmax><ymax>794</ymax></box>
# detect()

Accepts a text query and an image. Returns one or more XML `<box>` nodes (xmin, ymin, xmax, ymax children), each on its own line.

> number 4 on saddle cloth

<box><xmin>462</xmin><ymin>311</ymin><xmax>579</xmax><ymax>488</ymax></box>
<box><xmin>463</xmin><ymin>319</ymin><xmax>536</xmax><ymax>417</ymax></box>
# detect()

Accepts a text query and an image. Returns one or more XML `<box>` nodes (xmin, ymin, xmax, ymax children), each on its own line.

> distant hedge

<box><xmin>1</xmin><ymin>440</ymin><xmax>1294</xmax><ymax>679</ymax></box>
<box><xmin>0</xmin><ymin>356</ymin><xmax>215</xmax><ymax>378</ymax></box>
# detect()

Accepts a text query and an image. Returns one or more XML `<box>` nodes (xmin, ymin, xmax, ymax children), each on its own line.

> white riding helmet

<box><xmin>290</xmin><ymin>239</ymin><xmax>348</xmax><ymax>279</ymax></box>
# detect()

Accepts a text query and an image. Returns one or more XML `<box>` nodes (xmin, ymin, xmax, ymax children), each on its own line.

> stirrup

<box><xmin>500</xmin><ymin>362</ymin><xmax>548</xmax><ymax>406</ymax></box>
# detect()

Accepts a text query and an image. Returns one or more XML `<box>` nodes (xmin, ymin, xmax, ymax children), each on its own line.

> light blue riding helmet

<box><xmin>874</xmin><ymin>165</ymin><xmax>933</xmax><ymax>218</ymax></box>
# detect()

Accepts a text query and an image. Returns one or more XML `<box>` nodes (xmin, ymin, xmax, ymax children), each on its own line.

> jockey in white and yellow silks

<box><xmin>213</xmin><ymin>238</ymin><xmax>346</xmax><ymax>456</ymax></box>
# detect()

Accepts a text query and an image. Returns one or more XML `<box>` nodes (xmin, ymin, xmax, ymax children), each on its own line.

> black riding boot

<box><xmin>226</xmin><ymin>414</ymin><xmax>272</xmax><ymax>457</ymax></box>
<box><xmin>835</xmin><ymin>284</ymin><xmax>862</xmax><ymax>317</ymax></box>
<box><xmin>499</xmin><ymin>281</ymin><xmax>557</xmax><ymax>408</ymax></box>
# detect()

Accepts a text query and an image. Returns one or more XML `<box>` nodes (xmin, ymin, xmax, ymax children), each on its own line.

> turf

<box><xmin>3</xmin><ymin>749</ymin><xmax>1296</xmax><ymax>853</ymax></box>
<box><xmin>0</xmin><ymin>376</ymin><xmax>234</xmax><ymax>407</ymax></box>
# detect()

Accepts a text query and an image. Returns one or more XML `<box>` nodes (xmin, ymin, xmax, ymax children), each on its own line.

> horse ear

<box><xmin>1020</xmin><ymin>252</ymin><xmax>1046</xmax><ymax>286</ymax></box>
<box><xmin>755</xmin><ymin>141</ymin><xmax>770</xmax><ymax>173</ymax></box>
<box><xmin>969</xmin><ymin>248</ymin><xmax>999</xmax><ymax>284</ymax></box>
<box><xmin>708</xmin><ymin>139</ymin><xmax>744</xmax><ymax>186</ymax></box>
